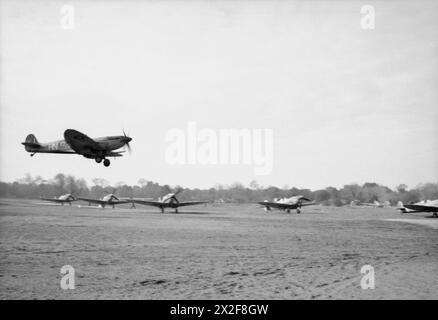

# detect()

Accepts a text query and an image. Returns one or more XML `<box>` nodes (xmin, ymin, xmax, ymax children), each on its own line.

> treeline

<box><xmin>0</xmin><ymin>173</ymin><xmax>437</xmax><ymax>206</ymax></box>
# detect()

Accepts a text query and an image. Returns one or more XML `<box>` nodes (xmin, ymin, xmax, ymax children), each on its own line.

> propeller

<box><xmin>122</xmin><ymin>129</ymin><xmax>132</xmax><ymax>154</ymax></box>
<box><xmin>172</xmin><ymin>188</ymin><xmax>184</xmax><ymax>204</ymax></box>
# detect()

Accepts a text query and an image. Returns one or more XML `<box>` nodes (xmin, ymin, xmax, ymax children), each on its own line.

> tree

<box><xmin>249</xmin><ymin>180</ymin><xmax>260</xmax><ymax>190</ymax></box>
<box><xmin>314</xmin><ymin>189</ymin><xmax>330</xmax><ymax>204</ymax></box>
<box><xmin>54</xmin><ymin>173</ymin><xmax>66</xmax><ymax>194</ymax></box>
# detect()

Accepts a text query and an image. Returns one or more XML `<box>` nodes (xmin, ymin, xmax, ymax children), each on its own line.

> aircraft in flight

<box><xmin>77</xmin><ymin>193</ymin><xmax>133</xmax><ymax>209</ymax></box>
<box><xmin>397</xmin><ymin>200</ymin><xmax>438</xmax><ymax>217</ymax></box>
<box><xmin>40</xmin><ymin>193</ymin><xmax>77</xmax><ymax>205</ymax></box>
<box><xmin>258</xmin><ymin>195</ymin><xmax>316</xmax><ymax>214</ymax></box>
<box><xmin>132</xmin><ymin>189</ymin><xmax>208</xmax><ymax>213</ymax></box>
<box><xmin>22</xmin><ymin>129</ymin><xmax>132</xmax><ymax>167</ymax></box>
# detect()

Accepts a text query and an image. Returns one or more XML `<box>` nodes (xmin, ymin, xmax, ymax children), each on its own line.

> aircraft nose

<box><xmin>123</xmin><ymin>136</ymin><xmax>132</xmax><ymax>143</ymax></box>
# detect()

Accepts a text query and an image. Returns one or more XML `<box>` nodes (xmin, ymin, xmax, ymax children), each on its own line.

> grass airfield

<box><xmin>0</xmin><ymin>198</ymin><xmax>437</xmax><ymax>300</ymax></box>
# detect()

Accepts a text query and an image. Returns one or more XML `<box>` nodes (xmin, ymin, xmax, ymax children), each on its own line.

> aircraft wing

<box><xmin>301</xmin><ymin>201</ymin><xmax>317</xmax><ymax>207</ymax></box>
<box><xmin>110</xmin><ymin>200</ymin><xmax>132</xmax><ymax>205</ymax></box>
<box><xmin>175</xmin><ymin>201</ymin><xmax>208</xmax><ymax>207</ymax></box>
<box><xmin>77</xmin><ymin>197</ymin><xmax>107</xmax><ymax>205</ymax></box>
<box><xmin>64</xmin><ymin>129</ymin><xmax>104</xmax><ymax>156</ymax></box>
<box><xmin>132</xmin><ymin>200</ymin><xmax>165</xmax><ymax>207</ymax></box>
<box><xmin>107</xmin><ymin>151</ymin><xmax>125</xmax><ymax>157</ymax></box>
<box><xmin>258</xmin><ymin>202</ymin><xmax>297</xmax><ymax>210</ymax></box>
<box><xmin>403</xmin><ymin>204</ymin><xmax>438</xmax><ymax>212</ymax></box>
<box><xmin>41</xmin><ymin>197</ymin><xmax>70</xmax><ymax>203</ymax></box>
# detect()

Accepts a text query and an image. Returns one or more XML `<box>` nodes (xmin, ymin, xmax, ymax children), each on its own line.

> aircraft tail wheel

<box><xmin>95</xmin><ymin>157</ymin><xmax>102</xmax><ymax>163</ymax></box>
<box><xmin>103</xmin><ymin>159</ymin><xmax>110</xmax><ymax>167</ymax></box>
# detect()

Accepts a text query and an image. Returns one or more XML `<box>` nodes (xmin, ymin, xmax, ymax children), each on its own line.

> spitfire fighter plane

<box><xmin>132</xmin><ymin>189</ymin><xmax>208</xmax><ymax>213</ymax></box>
<box><xmin>397</xmin><ymin>200</ymin><xmax>438</xmax><ymax>217</ymax></box>
<box><xmin>258</xmin><ymin>195</ymin><xmax>316</xmax><ymax>214</ymax></box>
<box><xmin>77</xmin><ymin>193</ymin><xmax>133</xmax><ymax>209</ymax></box>
<box><xmin>22</xmin><ymin>129</ymin><xmax>132</xmax><ymax>167</ymax></box>
<box><xmin>40</xmin><ymin>193</ymin><xmax>77</xmax><ymax>205</ymax></box>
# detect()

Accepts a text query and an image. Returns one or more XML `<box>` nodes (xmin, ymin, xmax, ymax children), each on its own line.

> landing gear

<box><xmin>297</xmin><ymin>208</ymin><xmax>301</xmax><ymax>214</ymax></box>
<box><xmin>174</xmin><ymin>208</ymin><xmax>178</xmax><ymax>214</ymax></box>
<box><xmin>286</xmin><ymin>209</ymin><xmax>291</xmax><ymax>214</ymax></box>
<box><xmin>95</xmin><ymin>157</ymin><xmax>110</xmax><ymax>166</ymax></box>
<box><xmin>433</xmin><ymin>212</ymin><xmax>438</xmax><ymax>218</ymax></box>
<box><xmin>160</xmin><ymin>207</ymin><xmax>164</xmax><ymax>213</ymax></box>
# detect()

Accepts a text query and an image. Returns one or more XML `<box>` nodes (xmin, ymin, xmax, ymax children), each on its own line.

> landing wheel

<box><xmin>103</xmin><ymin>159</ymin><xmax>110</xmax><ymax>167</ymax></box>
<box><xmin>297</xmin><ymin>208</ymin><xmax>301</xmax><ymax>214</ymax></box>
<box><xmin>286</xmin><ymin>209</ymin><xmax>291</xmax><ymax>214</ymax></box>
<box><xmin>175</xmin><ymin>208</ymin><xmax>178</xmax><ymax>214</ymax></box>
<box><xmin>95</xmin><ymin>157</ymin><xmax>102</xmax><ymax>163</ymax></box>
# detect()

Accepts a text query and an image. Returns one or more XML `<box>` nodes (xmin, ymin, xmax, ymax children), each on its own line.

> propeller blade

<box><xmin>125</xmin><ymin>142</ymin><xmax>132</xmax><ymax>154</ymax></box>
<box><xmin>122</xmin><ymin>130</ymin><xmax>132</xmax><ymax>154</ymax></box>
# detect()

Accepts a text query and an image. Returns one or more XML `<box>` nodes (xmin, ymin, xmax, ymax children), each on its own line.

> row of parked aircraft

<box><xmin>41</xmin><ymin>190</ymin><xmax>208</xmax><ymax>213</ymax></box>
<box><xmin>40</xmin><ymin>192</ymin><xmax>314</xmax><ymax>214</ymax></box>
<box><xmin>24</xmin><ymin>129</ymin><xmax>438</xmax><ymax>216</ymax></box>
<box><xmin>39</xmin><ymin>192</ymin><xmax>438</xmax><ymax>217</ymax></box>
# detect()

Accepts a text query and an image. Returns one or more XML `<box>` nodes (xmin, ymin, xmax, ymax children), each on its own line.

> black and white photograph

<box><xmin>0</xmin><ymin>0</ymin><xmax>437</xmax><ymax>307</ymax></box>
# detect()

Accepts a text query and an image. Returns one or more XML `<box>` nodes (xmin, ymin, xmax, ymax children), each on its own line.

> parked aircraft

<box><xmin>258</xmin><ymin>195</ymin><xmax>316</xmax><ymax>214</ymax></box>
<box><xmin>350</xmin><ymin>200</ymin><xmax>387</xmax><ymax>208</ymax></box>
<box><xmin>132</xmin><ymin>189</ymin><xmax>207</xmax><ymax>213</ymax></box>
<box><xmin>22</xmin><ymin>129</ymin><xmax>132</xmax><ymax>167</ymax></box>
<box><xmin>397</xmin><ymin>200</ymin><xmax>438</xmax><ymax>217</ymax></box>
<box><xmin>40</xmin><ymin>193</ymin><xmax>76</xmax><ymax>205</ymax></box>
<box><xmin>77</xmin><ymin>193</ymin><xmax>133</xmax><ymax>209</ymax></box>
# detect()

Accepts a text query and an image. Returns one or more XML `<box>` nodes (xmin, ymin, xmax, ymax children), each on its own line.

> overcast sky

<box><xmin>1</xmin><ymin>0</ymin><xmax>437</xmax><ymax>190</ymax></box>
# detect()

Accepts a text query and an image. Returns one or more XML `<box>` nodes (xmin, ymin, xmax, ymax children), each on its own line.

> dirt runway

<box><xmin>1</xmin><ymin>199</ymin><xmax>437</xmax><ymax>299</ymax></box>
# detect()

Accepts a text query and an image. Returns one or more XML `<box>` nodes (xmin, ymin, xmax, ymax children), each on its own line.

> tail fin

<box><xmin>22</xmin><ymin>134</ymin><xmax>41</xmax><ymax>151</ymax></box>
<box><xmin>397</xmin><ymin>201</ymin><xmax>407</xmax><ymax>213</ymax></box>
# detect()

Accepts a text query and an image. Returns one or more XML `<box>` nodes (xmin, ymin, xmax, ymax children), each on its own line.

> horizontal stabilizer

<box><xmin>22</xmin><ymin>142</ymin><xmax>41</xmax><ymax>148</ymax></box>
